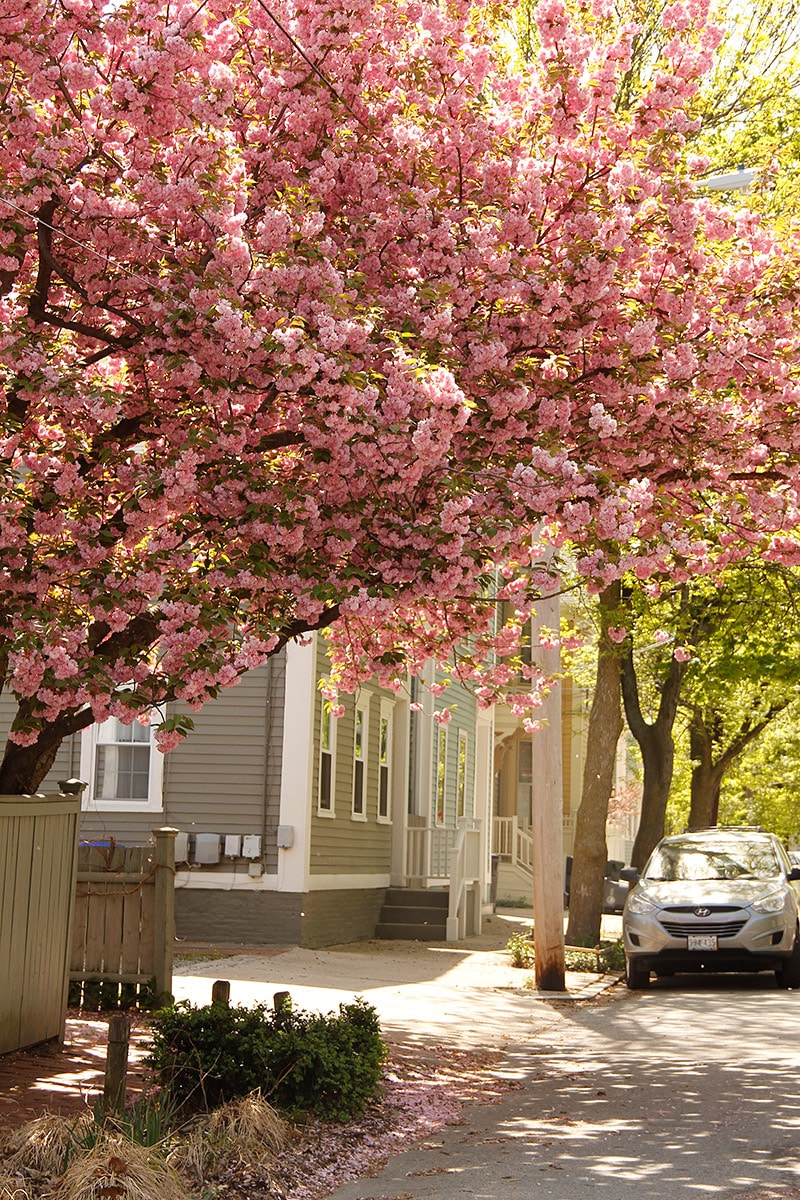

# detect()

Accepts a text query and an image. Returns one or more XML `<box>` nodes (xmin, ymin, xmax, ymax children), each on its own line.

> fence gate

<box><xmin>70</xmin><ymin>827</ymin><xmax>177</xmax><ymax>1009</ymax></box>
<box><xmin>0</xmin><ymin>793</ymin><xmax>81</xmax><ymax>1055</ymax></box>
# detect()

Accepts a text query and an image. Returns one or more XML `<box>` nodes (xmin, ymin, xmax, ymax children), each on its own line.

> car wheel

<box><xmin>776</xmin><ymin>930</ymin><xmax>800</xmax><ymax>989</ymax></box>
<box><xmin>625</xmin><ymin>957</ymin><xmax>650</xmax><ymax>990</ymax></box>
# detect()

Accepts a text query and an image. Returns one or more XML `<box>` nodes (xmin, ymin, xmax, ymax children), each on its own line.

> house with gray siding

<box><xmin>3</xmin><ymin>636</ymin><xmax>493</xmax><ymax>948</ymax></box>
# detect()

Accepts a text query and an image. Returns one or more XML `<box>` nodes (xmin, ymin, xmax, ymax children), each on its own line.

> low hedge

<box><xmin>146</xmin><ymin>996</ymin><xmax>387</xmax><ymax>1121</ymax></box>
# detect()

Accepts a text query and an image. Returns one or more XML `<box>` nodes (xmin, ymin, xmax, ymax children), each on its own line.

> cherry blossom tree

<box><xmin>2</xmin><ymin>0</ymin><xmax>800</xmax><ymax>795</ymax></box>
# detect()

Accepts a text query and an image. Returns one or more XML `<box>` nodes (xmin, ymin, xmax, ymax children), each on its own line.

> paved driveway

<box><xmin>324</xmin><ymin>974</ymin><xmax>800</xmax><ymax>1200</ymax></box>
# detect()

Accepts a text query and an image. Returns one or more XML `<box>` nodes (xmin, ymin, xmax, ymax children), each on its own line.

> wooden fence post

<box><xmin>104</xmin><ymin>1013</ymin><xmax>130</xmax><ymax>1113</ymax></box>
<box><xmin>211</xmin><ymin>980</ymin><xmax>231</xmax><ymax>1007</ymax></box>
<box><xmin>152</xmin><ymin>827</ymin><xmax>178</xmax><ymax>1006</ymax></box>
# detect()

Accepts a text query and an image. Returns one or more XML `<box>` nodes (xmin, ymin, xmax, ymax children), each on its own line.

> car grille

<box><xmin>659</xmin><ymin>915</ymin><xmax>747</xmax><ymax>939</ymax></box>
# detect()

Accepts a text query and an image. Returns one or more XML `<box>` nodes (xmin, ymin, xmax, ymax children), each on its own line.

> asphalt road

<box><xmin>325</xmin><ymin>973</ymin><xmax>800</xmax><ymax>1200</ymax></box>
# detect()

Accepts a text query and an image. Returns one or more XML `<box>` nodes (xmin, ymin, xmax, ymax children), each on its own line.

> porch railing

<box><xmin>446</xmin><ymin>822</ymin><xmax>483</xmax><ymax>941</ymax></box>
<box><xmin>493</xmin><ymin>816</ymin><xmax>533</xmax><ymax>874</ymax></box>
<box><xmin>405</xmin><ymin>824</ymin><xmax>460</xmax><ymax>885</ymax></box>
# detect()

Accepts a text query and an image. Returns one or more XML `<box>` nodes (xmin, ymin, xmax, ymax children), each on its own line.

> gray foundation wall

<box><xmin>175</xmin><ymin>887</ymin><xmax>387</xmax><ymax>950</ymax></box>
<box><xmin>300</xmin><ymin>888</ymin><xmax>387</xmax><ymax>949</ymax></box>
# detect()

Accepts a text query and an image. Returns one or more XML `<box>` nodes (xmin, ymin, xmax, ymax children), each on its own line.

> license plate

<box><xmin>688</xmin><ymin>934</ymin><xmax>718</xmax><ymax>951</ymax></box>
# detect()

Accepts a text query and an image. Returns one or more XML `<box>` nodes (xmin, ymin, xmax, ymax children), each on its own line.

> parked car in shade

<box><xmin>564</xmin><ymin>858</ymin><xmax>631</xmax><ymax>913</ymax></box>
<box><xmin>621</xmin><ymin>828</ymin><xmax>800</xmax><ymax>990</ymax></box>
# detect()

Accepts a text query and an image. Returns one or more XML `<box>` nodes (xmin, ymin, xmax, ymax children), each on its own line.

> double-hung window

<box><xmin>81</xmin><ymin>717</ymin><xmax>164</xmax><ymax>812</ymax></box>
<box><xmin>435</xmin><ymin>723</ymin><xmax>447</xmax><ymax>825</ymax></box>
<box><xmin>352</xmin><ymin>705</ymin><xmax>367</xmax><ymax>819</ymax></box>
<box><xmin>378</xmin><ymin>704</ymin><xmax>393</xmax><ymax>822</ymax></box>
<box><xmin>318</xmin><ymin>699</ymin><xmax>336</xmax><ymax>814</ymax></box>
<box><xmin>457</xmin><ymin>730</ymin><xmax>469</xmax><ymax>819</ymax></box>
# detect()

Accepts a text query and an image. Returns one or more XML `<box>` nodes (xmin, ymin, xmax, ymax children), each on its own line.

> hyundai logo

<box><xmin>694</xmin><ymin>907</ymin><xmax>712</xmax><ymax>917</ymax></box>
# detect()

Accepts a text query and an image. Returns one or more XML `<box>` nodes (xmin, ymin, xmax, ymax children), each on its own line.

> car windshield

<box><xmin>644</xmin><ymin>839</ymin><xmax>781</xmax><ymax>882</ymax></box>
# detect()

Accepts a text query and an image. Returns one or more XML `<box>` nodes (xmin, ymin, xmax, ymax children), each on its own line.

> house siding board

<box><xmin>433</xmin><ymin>678</ymin><xmax>478</xmax><ymax>826</ymax></box>
<box><xmin>309</xmin><ymin>642</ymin><xmax>394</xmax><ymax>877</ymax></box>
<box><xmin>17</xmin><ymin>656</ymin><xmax>287</xmax><ymax>867</ymax></box>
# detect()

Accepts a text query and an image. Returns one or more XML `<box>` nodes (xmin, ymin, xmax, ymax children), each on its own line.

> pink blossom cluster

<box><xmin>0</xmin><ymin>0</ymin><xmax>799</xmax><ymax>769</ymax></box>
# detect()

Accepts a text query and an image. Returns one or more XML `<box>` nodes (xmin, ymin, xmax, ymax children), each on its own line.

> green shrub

<box><xmin>506</xmin><ymin>933</ymin><xmax>626</xmax><ymax>974</ymax></box>
<box><xmin>506</xmin><ymin>930</ymin><xmax>535</xmax><ymax>968</ymax></box>
<box><xmin>599</xmin><ymin>938</ymin><xmax>626</xmax><ymax>972</ymax></box>
<box><xmin>147</xmin><ymin>997</ymin><xmax>386</xmax><ymax>1121</ymax></box>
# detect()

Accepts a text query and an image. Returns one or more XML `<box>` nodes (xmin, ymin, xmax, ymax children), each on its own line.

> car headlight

<box><xmin>626</xmin><ymin>892</ymin><xmax>657</xmax><ymax>916</ymax></box>
<box><xmin>751</xmin><ymin>890</ymin><xmax>788</xmax><ymax>914</ymax></box>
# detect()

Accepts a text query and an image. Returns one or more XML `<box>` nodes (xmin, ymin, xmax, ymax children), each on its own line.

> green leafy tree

<box><xmin>625</xmin><ymin>566</ymin><xmax>800</xmax><ymax>862</ymax></box>
<box><xmin>549</xmin><ymin>0</ymin><xmax>800</xmax><ymax>934</ymax></box>
<box><xmin>714</xmin><ymin>706</ymin><xmax>800</xmax><ymax>843</ymax></box>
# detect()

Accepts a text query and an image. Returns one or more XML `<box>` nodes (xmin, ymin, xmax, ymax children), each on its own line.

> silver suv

<box><xmin>621</xmin><ymin>828</ymin><xmax>800</xmax><ymax>989</ymax></box>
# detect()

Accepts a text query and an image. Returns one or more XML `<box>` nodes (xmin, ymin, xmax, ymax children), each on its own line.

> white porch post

<box><xmin>277</xmin><ymin>638</ymin><xmax>316</xmax><ymax>895</ymax></box>
<box><xmin>475</xmin><ymin>708</ymin><xmax>494</xmax><ymax>906</ymax></box>
<box><xmin>390</xmin><ymin>691</ymin><xmax>410</xmax><ymax>887</ymax></box>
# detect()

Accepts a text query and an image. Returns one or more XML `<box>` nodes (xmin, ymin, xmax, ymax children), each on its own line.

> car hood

<box><xmin>632</xmin><ymin>878</ymin><xmax>786</xmax><ymax>909</ymax></box>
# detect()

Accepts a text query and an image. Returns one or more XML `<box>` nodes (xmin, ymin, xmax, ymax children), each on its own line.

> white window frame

<box><xmin>457</xmin><ymin>729</ymin><xmax>469</xmax><ymax>819</ymax></box>
<box><xmin>318</xmin><ymin>698</ymin><xmax>337</xmax><ymax>816</ymax></box>
<box><xmin>351</xmin><ymin>700</ymin><xmax>369</xmax><ymax>821</ymax></box>
<box><xmin>377</xmin><ymin>701</ymin><xmax>393</xmax><ymax>824</ymax></box>
<box><xmin>435</xmin><ymin>722</ymin><xmax>447</xmax><ymax>826</ymax></box>
<box><xmin>80</xmin><ymin>717</ymin><xmax>164</xmax><ymax>813</ymax></box>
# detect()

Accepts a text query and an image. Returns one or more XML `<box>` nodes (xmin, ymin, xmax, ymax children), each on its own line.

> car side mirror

<box><xmin>620</xmin><ymin>866</ymin><xmax>639</xmax><ymax>885</ymax></box>
<box><xmin>788</xmin><ymin>867</ymin><xmax>800</xmax><ymax>882</ymax></box>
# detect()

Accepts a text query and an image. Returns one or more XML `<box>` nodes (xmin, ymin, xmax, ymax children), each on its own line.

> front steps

<box><xmin>374</xmin><ymin>888</ymin><xmax>449</xmax><ymax>940</ymax></box>
<box><xmin>496</xmin><ymin>859</ymin><xmax>534</xmax><ymax>905</ymax></box>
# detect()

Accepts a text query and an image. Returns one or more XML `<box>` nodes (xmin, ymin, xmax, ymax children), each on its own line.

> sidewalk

<box><xmin>0</xmin><ymin>909</ymin><xmax>622</xmax><ymax>1130</ymax></box>
<box><xmin>172</xmin><ymin>909</ymin><xmax>624</xmax><ymax>1050</ymax></box>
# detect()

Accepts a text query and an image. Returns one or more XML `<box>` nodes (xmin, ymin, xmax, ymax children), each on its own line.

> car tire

<box><xmin>776</xmin><ymin>930</ymin><xmax>800</xmax><ymax>989</ymax></box>
<box><xmin>625</xmin><ymin>957</ymin><xmax>650</xmax><ymax>990</ymax></box>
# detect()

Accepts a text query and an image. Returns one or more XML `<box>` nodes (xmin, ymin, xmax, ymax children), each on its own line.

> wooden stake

<box><xmin>104</xmin><ymin>1013</ymin><xmax>130</xmax><ymax>1113</ymax></box>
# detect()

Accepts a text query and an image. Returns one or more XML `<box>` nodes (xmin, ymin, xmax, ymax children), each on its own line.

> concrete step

<box><xmin>382</xmin><ymin>888</ymin><xmax>448</xmax><ymax>909</ymax></box>
<box><xmin>374</xmin><ymin>918</ymin><xmax>448</xmax><ymax>941</ymax></box>
<box><xmin>375</xmin><ymin>888</ymin><xmax>449</xmax><ymax>940</ymax></box>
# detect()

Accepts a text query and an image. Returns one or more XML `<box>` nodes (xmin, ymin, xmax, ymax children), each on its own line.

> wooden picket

<box><xmin>69</xmin><ymin>828</ymin><xmax>177</xmax><ymax>1009</ymax></box>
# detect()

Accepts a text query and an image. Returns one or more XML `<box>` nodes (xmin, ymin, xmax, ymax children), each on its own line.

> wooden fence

<box><xmin>70</xmin><ymin>827</ymin><xmax>177</xmax><ymax>1009</ymax></box>
<box><xmin>0</xmin><ymin>793</ymin><xmax>81</xmax><ymax>1055</ymax></box>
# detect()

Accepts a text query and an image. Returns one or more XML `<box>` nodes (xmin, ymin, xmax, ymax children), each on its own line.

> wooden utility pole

<box><xmin>530</xmin><ymin>587</ymin><xmax>566</xmax><ymax>990</ymax></box>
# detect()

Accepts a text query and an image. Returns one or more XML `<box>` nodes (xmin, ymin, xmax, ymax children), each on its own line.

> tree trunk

<box><xmin>0</xmin><ymin>702</ymin><xmax>98</xmax><ymax>794</ymax></box>
<box><xmin>565</xmin><ymin>584</ymin><xmax>623</xmax><ymax>946</ymax></box>
<box><xmin>687</xmin><ymin>703</ymin><xmax>788</xmax><ymax>832</ymax></box>
<box><xmin>688</xmin><ymin>709</ymin><xmax>724</xmax><ymax>829</ymax></box>
<box><xmin>622</xmin><ymin>644</ymin><xmax>689</xmax><ymax>871</ymax></box>
<box><xmin>628</xmin><ymin>723</ymin><xmax>675</xmax><ymax>869</ymax></box>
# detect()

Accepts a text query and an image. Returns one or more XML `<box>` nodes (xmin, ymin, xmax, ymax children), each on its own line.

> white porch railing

<box><xmin>405</xmin><ymin>824</ymin><xmax>460</xmax><ymax>884</ymax></box>
<box><xmin>446</xmin><ymin>822</ymin><xmax>483</xmax><ymax>941</ymax></box>
<box><xmin>493</xmin><ymin>816</ymin><xmax>533</xmax><ymax>874</ymax></box>
<box><xmin>403</xmin><ymin>820</ymin><xmax>483</xmax><ymax>940</ymax></box>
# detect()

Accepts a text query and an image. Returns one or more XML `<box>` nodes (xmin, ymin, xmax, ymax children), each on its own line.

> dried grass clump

<box><xmin>170</xmin><ymin>1092</ymin><xmax>292</xmax><ymax>1179</ymax></box>
<box><xmin>0</xmin><ymin>1173</ymin><xmax>32</xmax><ymax>1200</ymax></box>
<box><xmin>2</xmin><ymin>1113</ymin><xmax>92</xmax><ymax>1175</ymax></box>
<box><xmin>54</xmin><ymin>1139</ymin><xmax>189</xmax><ymax>1200</ymax></box>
